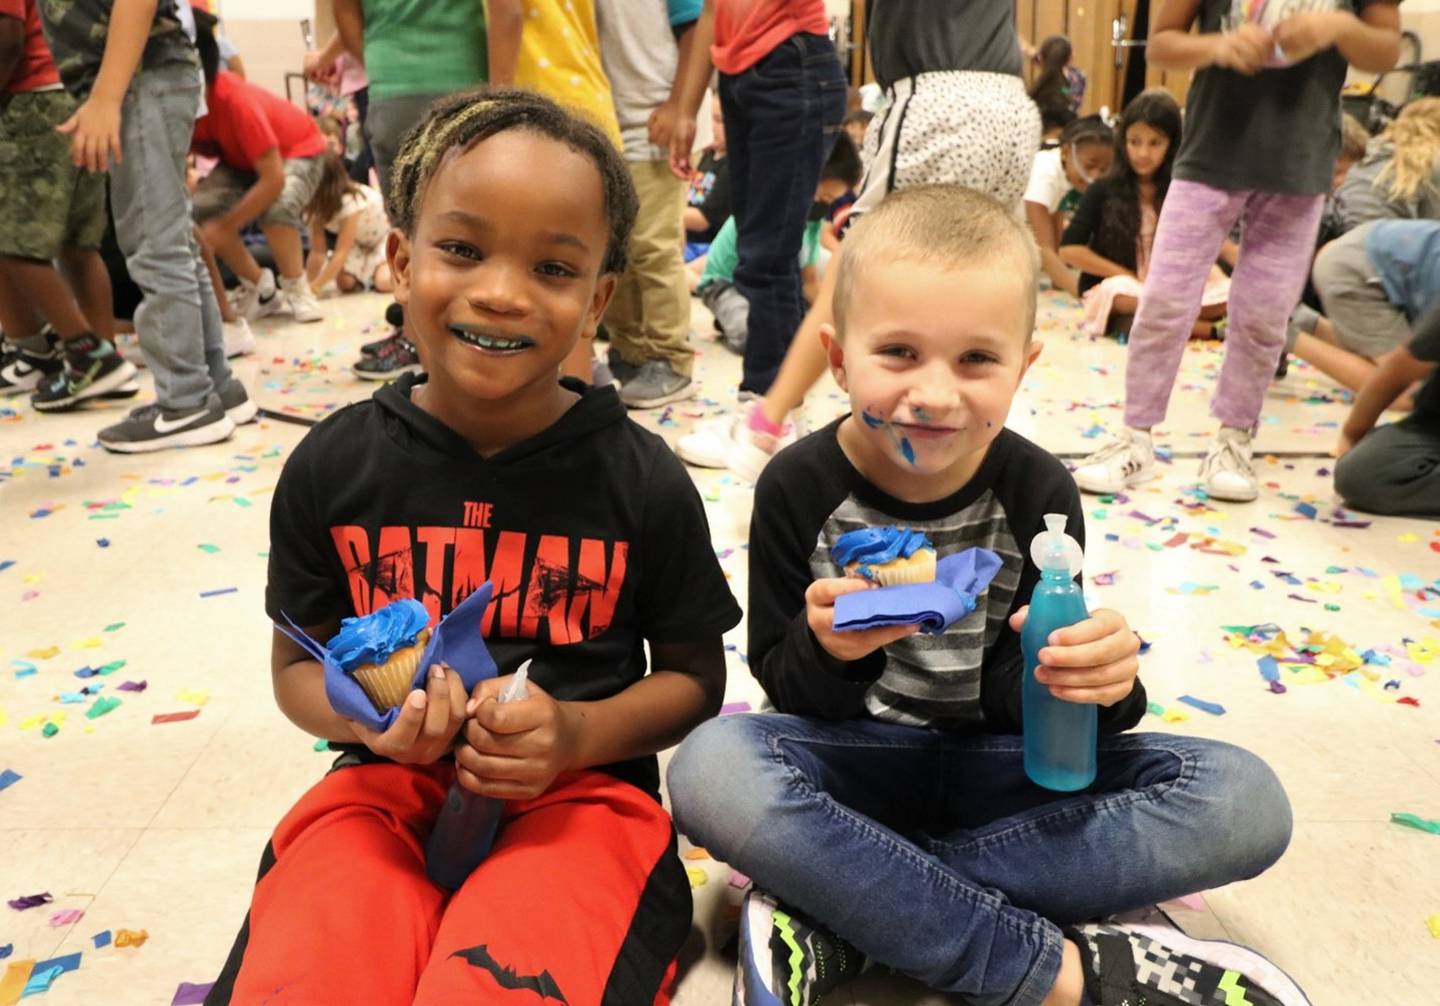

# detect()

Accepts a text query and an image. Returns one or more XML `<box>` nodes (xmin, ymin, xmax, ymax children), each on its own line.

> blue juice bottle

<box><xmin>1021</xmin><ymin>514</ymin><xmax>1096</xmax><ymax>791</ymax></box>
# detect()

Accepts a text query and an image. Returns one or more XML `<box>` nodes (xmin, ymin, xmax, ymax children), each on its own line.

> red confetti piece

<box><xmin>151</xmin><ymin>710</ymin><xmax>201</xmax><ymax>724</ymax></box>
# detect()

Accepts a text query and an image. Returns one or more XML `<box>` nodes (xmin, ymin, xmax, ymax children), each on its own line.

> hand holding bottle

<box><xmin>1009</xmin><ymin>606</ymin><xmax>1140</xmax><ymax>707</ymax></box>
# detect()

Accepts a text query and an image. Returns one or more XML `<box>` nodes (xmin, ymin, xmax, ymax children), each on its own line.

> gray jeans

<box><xmin>701</xmin><ymin>280</ymin><xmax>748</xmax><ymax>354</ymax></box>
<box><xmin>1334</xmin><ymin>415</ymin><xmax>1440</xmax><ymax>517</ymax></box>
<box><xmin>111</xmin><ymin>61</ymin><xmax>228</xmax><ymax>409</ymax></box>
<box><xmin>366</xmin><ymin>92</ymin><xmax>448</xmax><ymax>200</ymax></box>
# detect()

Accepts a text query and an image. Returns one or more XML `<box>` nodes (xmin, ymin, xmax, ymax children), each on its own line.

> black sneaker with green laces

<box><xmin>31</xmin><ymin>334</ymin><xmax>138</xmax><ymax>412</ymax></box>
<box><xmin>353</xmin><ymin>332</ymin><xmax>421</xmax><ymax>380</ymax></box>
<box><xmin>1070</xmin><ymin>911</ymin><xmax>1310</xmax><ymax>1006</ymax></box>
<box><xmin>735</xmin><ymin>889</ymin><xmax>865</xmax><ymax>1006</ymax></box>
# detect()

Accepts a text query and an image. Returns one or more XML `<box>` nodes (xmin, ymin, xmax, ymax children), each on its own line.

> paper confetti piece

<box><xmin>719</xmin><ymin>701</ymin><xmax>752</xmax><ymax>715</ymax></box>
<box><xmin>728</xmin><ymin>870</ymin><xmax>750</xmax><ymax>889</ymax></box>
<box><xmin>92</xmin><ymin>931</ymin><xmax>111</xmax><ymax>949</ymax></box>
<box><xmin>171</xmin><ymin>981</ymin><xmax>216</xmax><ymax>1005</ymax></box>
<box><xmin>683</xmin><ymin>848</ymin><xmax>711</xmax><ymax>861</ymax></box>
<box><xmin>1391</xmin><ymin>812</ymin><xmax>1440</xmax><ymax>835</ymax></box>
<box><xmin>197</xmin><ymin>544</ymin><xmax>221</xmax><ymax>553</ymax></box>
<box><xmin>1428</xmin><ymin>914</ymin><xmax>1440</xmax><ymax>939</ymax></box>
<box><xmin>7</xmin><ymin>892</ymin><xmax>52</xmax><ymax>911</ymax></box>
<box><xmin>24</xmin><ymin>647</ymin><xmax>58</xmax><ymax>660</ymax></box>
<box><xmin>174</xmin><ymin>688</ymin><xmax>210</xmax><ymax>706</ymax></box>
<box><xmin>22</xmin><ymin>964</ymin><xmax>65</xmax><ymax>997</ymax></box>
<box><xmin>152</xmin><ymin>710</ymin><xmax>201</xmax><ymax>725</ymax></box>
<box><xmin>0</xmin><ymin>946</ymin><xmax>9</xmax><ymax>960</ymax></box>
<box><xmin>0</xmin><ymin>770</ymin><xmax>20</xmax><ymax>792</ymax></box>
<box><xmin>103</xmin><ymin>622</ymin><xmax>125</xmax><ymax>632</ymax></box>
<box><xmin>117</xmin><ymin>680</ymin><xmax>147</xmax><ymax>693</ymax></box>
<box><xmin>0</xmin><ymin>961</ymin><xmax>34</xmax><ymax>1006</ymax></box>
<box><xmin>199</xmin><ymin>587</ymin><xmax>238</xmax><ymax>598</ymax></box>
<box><xmin>72</xmin><ymin>637</ymin><xmax>102</xmax><ymax>649</ymax></box>
<box><xmin>685</xmin><ymin>867</ymin><xmax>707</xmax><ymax>888</ymax></box>
<box><xmin>115</xmin><ymin>929</ymin><xmax>148</xmax><ymax>948</ymax></box>
<box><xmin>48</xmin><ymin>909</ymin><xmax>83</xmax><ymax>927</ymax></box>
<box><xmin>85</xmin><ymin>696</ymin><xmax>121</xmax><ymax>720</ymax></box>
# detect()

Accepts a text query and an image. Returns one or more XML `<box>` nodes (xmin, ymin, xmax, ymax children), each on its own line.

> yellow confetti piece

<box><xmin>1427</xmin><ymin>914</ymin><xmax>1440</xmax><ymax>939</ymax></box>
<box><xmin>25</xmin><ymin>646</ymin><xmax>60</xmax><ymax>660</ymax></box>
<box><xmin>685</xmin><ymin>867</ymin><xmax>708</xmax><ymax>888</ymax></box>
<box><xmin>1407</xmin><ymin>638</ymin><xmax>1438</xmax><ymax>664</ymax></box>
<box><xmin>72</xmin><ymin>637</ymin><xmax>103</xmax><ymax>650</ymax></box>
<box><xmin>1161</xmin><ymin>708</ymin><xmax>1191</xmax><ymax>723</ymax></box>
<box><xmin>175</xmin><ymin>688</ymin><xmax>210</xmax><ymax>706</ymax></box>
<box><xmin>115</xmin><ymin>928</ymin><xmax>149</xmax><ymax>948</ymax></box>
<box><xmin>19</xmin><ymin>715</ymin><xmax>46</xmax><ymax>732</ymax></box>
<box><xmin>0</xmin><ymin>960</ymin><xmax>37</xmax><ymax>1004</ymax></box>
<box><xmin>22</xmin><ymin>573</ymin><xmax>41</xmax><ymax>585</ymax></box>
<box><xmin>1399</xmin><ymin>533</ymin><xmax>1419</xmax><ymax>543</ymax></box>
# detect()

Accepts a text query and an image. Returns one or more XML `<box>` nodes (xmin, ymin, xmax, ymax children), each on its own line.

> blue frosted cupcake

<box><xmin>327</xmin><ymin>598</ymin><xmax>431</xmax><ymax>712</ymax></box>
<box><xmin>830</xmin><ymin>527</ymin><xmax>937</xmax><ymax>585</ymax></box>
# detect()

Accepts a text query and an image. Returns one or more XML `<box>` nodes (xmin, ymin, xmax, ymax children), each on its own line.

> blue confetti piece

<box><xmin>199</xmin><ymin>587</ymin><xmax>239</xmax><ymax>598</ymax></box>
<box><xmin>1293</xmin><ymin>502</ymin><xmax>1318</xmax><ymax>520</ymax></box>
<box><xmin>0</xmin><ymin>559</ymin><xmax>13</xmax><ymax>573</ymax></box>
<box><xmin>0</xmin><ymin>769</ymin><xmax>21</xmax><ymax>792</ymax></box>
<box><xmin>92</xmin><ymin>930</ymin><xmax>111</xmax><ymax>949</ymax></box>
<box><xmin>1178</xmin><ymin>694</ymin><xmax>1226</xmax><ymax>716</ymax></box>
<box><xmin>1257</xmin><ymin>656</ymin><xmax>1280</xmax><ymax>682</ymax></box>
<box><xmin>96</xmin><ymin>538</ymin><xmax>110</xmax><ymax>548</ymax></box>
<box><xmin>0</xmin><ymin>942</ymin><xmax>11</xmax><ymax>958</ymax></box>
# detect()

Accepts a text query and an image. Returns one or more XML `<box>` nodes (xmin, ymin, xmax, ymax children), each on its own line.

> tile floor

<box><xmin>1</xmin><ymin>288</ymin><xmax>1437</xmax><ymax>1005</ymax></box>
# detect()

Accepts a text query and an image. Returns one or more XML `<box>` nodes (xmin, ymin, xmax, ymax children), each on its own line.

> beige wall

<box><xmin>217</xmin><ymin>1</ymin><xmax>314</xmax><ymax>104</ymax></box>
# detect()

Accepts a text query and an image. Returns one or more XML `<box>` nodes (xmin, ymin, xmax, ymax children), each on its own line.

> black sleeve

<box><xmin>747</xmin><ymin>447</ymin><xmax>882</xmax><ymax>719</ymax></box>
<box><xmin>265</xmin><ymin>427</ymin><xmax>350</xmax><ymax>627</ymax></box>
<box><xmin>698</xmin><ymin>155</ymin><xmax>731</xmax><ymax>230</ymax></box>
<box><xmin>634</xmin><ymin>448</ymin><xmax>743</xmax><ymax>643</ymax></box>
<box><xmin>1410</xmin><ymin>301</ymin><xmax>1440</xmax><ymax>362</ymax></box>
<box><xmin>1060</xmin><ymin>179</ymin><xmax>1105</xmax><ymax>250</ymax></box>
<box><xmin>978</xmin><ymin>444</ymin><xmax>1148</xmax><ymax>735</ymax></box>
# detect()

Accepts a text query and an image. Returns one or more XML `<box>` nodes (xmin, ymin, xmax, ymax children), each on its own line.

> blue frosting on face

<box><xmin>327</xmin><ymin>598</ymin><xmax>431</xmax><ymax>671</ymax></box>
<box><xmin>829</xmin><ymin>527</ymin><xmax>934</xmax><ymax>569</ymax></box>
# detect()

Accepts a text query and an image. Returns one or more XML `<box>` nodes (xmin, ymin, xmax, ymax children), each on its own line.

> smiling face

<box><xmin>390</xmin><ymin>129</ymin><xmax>615</xmax><ymax>416</ymax></box>
<box><xmin>1063</xmin><ymin>139</ymin><xmax>1113</xmax><ymax>192</ymax></box>
<box><xmin>826</xmin><ymin>258</ymin><xmax>1041</xmax><ymax>500</ymax></box>
<box><xmin>1124</xmin><ymin>121</ymin><xmax>1171</xmax><ymax>181</ymax></box>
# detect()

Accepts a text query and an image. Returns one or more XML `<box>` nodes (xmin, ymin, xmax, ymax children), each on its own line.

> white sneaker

<box><xmin>1073</xmin><ymin>428</ymin><xmax>1156</xmax><ymax>494</ymax></box>
<box><xmin>1199</xmin><ymin>426</ymin><xmax>1259</xmax><ymax>502</ymax></box>
<box><xmin>238</xmin><ymin>269</ymin><xmax>283</xmax><ymax>322</ymax></box>
<box><xmin>675</xmin><ymin>413</ymin><xmax>801</xmax><ymax>483</ymax></box>
<box><xmin>281</xmin><ymin>278</ymin><xmax>324</xmax><ymax>324</ymax></box>
<box><xmin>223</xmin><ymin>318</ymin><xmax>256</xmax><ymax>358</ymax></box>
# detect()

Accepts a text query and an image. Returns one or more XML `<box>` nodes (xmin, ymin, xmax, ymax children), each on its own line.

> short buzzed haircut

<box><xmin>832</xmin><ymin>185</ymin><xmax>1040</xmax><ymax>339</ymax></box>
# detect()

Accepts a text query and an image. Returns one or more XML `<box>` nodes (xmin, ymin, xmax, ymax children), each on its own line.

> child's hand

<box><xmin>1212</xmin><ymin>22</ymin><xmax>1273</xmax><ymax>75</ymax></box>
<box><xmin>454</xmin><ymin>676</ymin><xmax>581</xmax><ymax>801</ymax></box>
<box><xmin>1333</xmin><ymin>429</ymin><xmax>1357</xmax><ymax>458</ymax></box>
<box><xmin>807</xmin><ymin>577</ymin><xmax>920</xmax><ymax>663</ymax></box>
<box><xmin>1009</xmin><ymin>606</ymin><xmax>1140</xmax><ymax>707</ymax></box>
<box><xmin>1273</xmin><ymin>11</ymin><xmax>1344</xmax><ymax>63</ymax></box>
<box><xmin>347</xmin><ymin>662</ymin><xmax>468</xmax><ymax>764</ymax></box>
<box><xmin>57</xmin><ymin>96</ymin><xmax>123</xmax><ymax>172</ymax></box>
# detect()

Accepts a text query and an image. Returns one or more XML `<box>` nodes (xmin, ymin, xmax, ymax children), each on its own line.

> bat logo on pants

<box><xmin>451</xmin><ymin>944</ymin><xmax>569</xmax><ymax>1003</ymax></box>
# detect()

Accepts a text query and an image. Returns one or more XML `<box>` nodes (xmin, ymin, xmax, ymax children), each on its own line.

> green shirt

<box><xmin>699</xmin><ymin>216</ymin><xmax>822</xmax><ymax>292</ymax></box>
<box><xmin>362</xmin><ymin>0</ymin><xmax>487</xmax><ymax>102</ymax></box>
<box><xmin>38</xmin><ymin>0</ymin><xmax>195</xmax><ymax>99</ymax></box>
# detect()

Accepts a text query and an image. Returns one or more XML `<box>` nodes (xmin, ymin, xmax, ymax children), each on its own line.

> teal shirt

<box><xmin>362</xmin><ymin>0</ymin><xmax>487</xmax><ymax>101</ymax></box>
<box><xmin>699</xmin><ymin>216</ymin><xmax>821</xmax><ymax>292</ymax></box>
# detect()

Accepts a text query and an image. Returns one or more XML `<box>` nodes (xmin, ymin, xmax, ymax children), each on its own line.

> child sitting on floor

<box><xmin>1061</xmin><ymin>89</ymin><xmax>1231</xmax><ymax>339</ymax></box>
<box><xmin>668</xmin><ymin>184</ymin><xmax>1297</xmax><ymax>1006</ymax></box>
<box><xmin>1025</xmin><ymin>114</ymin><xmax>1114</xmax><ymax>298</ymax></box>
<box><xmin>304</xmin><ymin>148</ymin><xmax>393</xmax><ymax>295</ymax></box>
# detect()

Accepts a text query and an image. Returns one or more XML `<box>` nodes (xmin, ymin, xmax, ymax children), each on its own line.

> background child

<box><xmin>668</xmin><ymin>186</ymin><xmax>1296</xmax><ymax>1006</ymax></box>
<box><xmin>1333</xmin><ymin>97</ymin><xmax>1440</xmax><ymax>234</ymax></box>
<box><xmin>1061</xmin><ymin>90</ymin><xmax>1230</xmax><ymax>339</ymax></box>
<box><xmin>208</xmin><ymin>89</ymin><xmax>740</xmax><ymax>1005</ymax></box>
<box><xmin>1072</xmin><ymin>0</ymin><xmax>1401</xmax><ymax>503</ymax></box>
<box><xmin>1025</xmin><ymin>113</ymin><xmax>1114</xmax><ymax>298</ymax></box>
<box><xmin>304</xmin><ymin>149</ymin><xmax>392</xmax><ymax>297</ymax></box>
<box><xmin>1029</xmin><ymin>34</ymin><xmax>1084</xmax><ymax>120</ymax></box>
<box><xmin>1334</xmin><ymin>299</ymin><xmax>1440</xmax><ymax>517</ymax></box>
<box><xmin>190</xmin><ymin>10</ymin><xmax>325</xmax><ymax>325</ymax></box>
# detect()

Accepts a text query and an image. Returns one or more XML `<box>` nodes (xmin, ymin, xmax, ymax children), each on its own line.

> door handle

<box><xmin>1111</xmin><ymin>14</ymin><xmax>1147</xmax><ymax>68</ymax></box>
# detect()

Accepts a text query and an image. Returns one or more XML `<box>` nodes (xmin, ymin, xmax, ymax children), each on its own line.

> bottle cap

<box><xmin>1030</xmin><ymin>513</ymin><xmax>1083</xmax><ymax>578</ymax></box>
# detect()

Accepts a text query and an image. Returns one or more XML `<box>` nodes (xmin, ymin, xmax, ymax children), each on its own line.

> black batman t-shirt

<box><xmin>266</xmin><ymin>373</ymin><xmax>742</xmax><ymax>794</ymax></box>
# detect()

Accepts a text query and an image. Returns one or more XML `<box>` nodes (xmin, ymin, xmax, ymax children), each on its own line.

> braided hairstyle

<box><xmin>388</xmin><ymin>87</ymin><xmax>638</xmax><ymax>275</ymax></box>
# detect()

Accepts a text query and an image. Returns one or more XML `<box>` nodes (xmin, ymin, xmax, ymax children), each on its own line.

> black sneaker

<box><xmin>217</xmin><ymin>377</ymin><xmax>258</xmax><ymax>425</ymax></box>
<box><xmin>353</xmin><ymin>333</ymin><xmax>421</xmax><ymax>380</ymax></box>
<box><xmin>97</xmin><ymin>394</ymin><xmax>236</xmax><ymax>453</ymax></box>
<box><xmin>735</xmin><ymin>889</ymin><xmax>864</xmax><ymax>1006</ymax></box>
<box><xmin>0</xmin><ymin>338</ymin><xmax>62</xmax><ymax>395</ymax></box>
<box><xmin>1071</xmin><ymin>913</ymin><xmax>1310</xmax><ymax>1006</ymax></box>
<box><xmin>359</xmin><ymin>328</ymin><xmax>402</xmax><ymax>358</ymax></box>
<box><xmin>32</xmin><ymin>342</ymin><xmax>139</xmax><ymax>412</ymax></box>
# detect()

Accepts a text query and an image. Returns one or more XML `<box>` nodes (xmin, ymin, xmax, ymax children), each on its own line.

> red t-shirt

<box><xmin>192</xmin><ymin>71</ymin><xmax>326</xmax><ymax>170</ymax></box>
<box><xmin>711</xmin><ymin>0</ymin><xmax>829</xmax><ymax>76</ymax></box>
<box><xmin>0</xmin><ymin>0</ymin><xmax>61</xmax><ymax>94</ymax></box>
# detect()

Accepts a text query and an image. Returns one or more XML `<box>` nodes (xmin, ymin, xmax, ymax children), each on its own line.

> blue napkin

<box><xmin>833</xmin><ymin>548</ymin><xmax>1004</xmax><ymax>635</ymax></box>
<box><xmin>279</xmin><ymin>582</ymin><xmax>499</xmax><ymax>732</ymax></box>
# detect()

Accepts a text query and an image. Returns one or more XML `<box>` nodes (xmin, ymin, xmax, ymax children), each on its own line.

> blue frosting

<box><xmin>327</xmin><ymin>598</ymin><xmax>431</xmax><ymax>671</ymax></box>
<box><xmin>829</xmin><ymin>527</ymin><xmax>934</xmax><ymax>572</ymax></box>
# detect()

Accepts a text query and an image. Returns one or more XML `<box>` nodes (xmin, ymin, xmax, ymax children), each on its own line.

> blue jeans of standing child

<box><xmin>111</xmin><ymin>60</ymin><xmax>230</xmax><ymax>410</ymax></box>
<box><xmin>667</xmin><ymin>714</ymin><xmax>1292</xmax><ymax>1006</ymax></box>
<box><xmin>719</xmin><ymin>32</ymin><xmax>845</xmax><ymax>395</ymax></box>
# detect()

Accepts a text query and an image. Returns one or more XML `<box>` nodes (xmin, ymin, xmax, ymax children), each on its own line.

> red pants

<box><xmin>214</xmin><ymin>762</ymin><xmax>689</xmax><ymax>1005</ymax></box>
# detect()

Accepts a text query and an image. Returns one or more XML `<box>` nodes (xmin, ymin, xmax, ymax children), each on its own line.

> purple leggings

<box><xmin>1124</xmin><ymin>179</ymin><xmax>1325</xmax><ymax>431</ymax></box>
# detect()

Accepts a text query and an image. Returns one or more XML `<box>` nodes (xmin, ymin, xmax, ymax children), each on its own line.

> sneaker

<box><xmin>217</xmin><ymin>377</ymin><xmax>258</xmax><ymax>425</ymax></box>
<box><xmin>223</xmin><ymin>318</ymin><xmax>256</xmax><ymax>358</ymax></box>
<box><xmin>31</xmin><ymin>342</ymin><xmax>139</xmax><ymax>412</ymax></box>
<box><xmin>619</xmin><ymin>359</ymin><xmax>694</xmax><ymax>410</ymax></box>
<box><xmin>676</xmin><ymin>414</ymin><xmax>799</xmax><ymax>482</ymax></box>
<box><xmin>1199</xmin><ymin>426</ymin><xmax>1259</xmax><ymax>503</ymax></box>
<box><xmin>97</xmin><ymin>394</ymin><xmax>236</xmax><ymax>453</ymax></box>
<box><xmin>734</xmin><ymin>889</ymin><xmax>864</xmax><ymax>1006</ymax></box>
<box><xmin>591</xmin><ymin>358</ymin><xmax>619</xmax><ymax>389</ymax></box>
<box><xmin>360</xmin><ymin>327</ymin><xmax>402</xmax><ymax>358</ymax></box>
<box><xmin>237</xmin><ymin>268</ymin><xmax>283</xmax><ymax>322</ymax></box>
<box><xmin>0</xmin><ymin>338</ymin><xmax>61</xmax><ymax>395</ymax></box>
<box><xmin>353</xmin><ymin>333</ymin><xmax>421</xmax><ymax>380</ymax></box>
<box><xmin>1072</xmin><ymin>428</ymin><xmax>1156</xmax><ymax>495</ymax></box>
<box><xmin>282</xmin><ymin>278</ymin><xmax>324</xmax><ymax>323</ymax></box>
<box><xmin>1071</xmin><ymin>915</ymin><xmax>1310</xmax><ymax>1006</ymax></box>
<box><xmin>606</xmin><ymin>348</ymin><xmax>640</xmax><ymax>386</ymax></box>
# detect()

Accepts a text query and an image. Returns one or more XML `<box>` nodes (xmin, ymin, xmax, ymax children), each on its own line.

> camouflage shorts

<box><xmin>193</xmin><ymin>155</ymin><xmax>324</xmax><ymax>231</ymax></box>
<box><xmin>0</xmin><ymin>89</ymin><xmax>108</xmax><ymax>260</ymax></box>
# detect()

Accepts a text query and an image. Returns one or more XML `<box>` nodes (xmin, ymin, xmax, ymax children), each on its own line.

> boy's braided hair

<box><xmin>388</xmin><ymin>87</ymin><xmax>637</xmax><ymax>275</ymax></box>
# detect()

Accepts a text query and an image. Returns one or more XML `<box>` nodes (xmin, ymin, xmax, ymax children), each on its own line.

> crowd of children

<box><xmin>3</xmin><ymin>0</ymin><xmax>1436</xmax><ymax>1003</ymax></box>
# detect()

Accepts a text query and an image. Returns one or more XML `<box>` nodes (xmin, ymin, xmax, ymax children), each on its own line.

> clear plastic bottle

<box><xmin>1021</xmin><ymin>514</ymin><xmax>1096</xmax><ymax>791</ymax></box>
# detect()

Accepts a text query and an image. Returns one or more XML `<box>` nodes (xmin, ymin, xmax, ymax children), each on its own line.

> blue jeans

<box><xmin>667</xmin><ymin>714</ymin><xmax>1292</xmax><ymax>1006</ymax></box>
<box><xmin>110</xmin><ymin>61</ymin><xmax>229</xmax><ymax>410</ymax></box>
<box><xmin>719</xmin><ymin>33</ymin><xmax>845</xmax><ymax>395</ymax></box>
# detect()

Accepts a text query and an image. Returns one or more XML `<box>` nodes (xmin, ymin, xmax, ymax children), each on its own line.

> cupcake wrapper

<box><xmin>352</xmin><ymin>630</ymin><xmax>430</xmax><ymax>713</ymax></box>
<box><xmin>846</xmin><ymin>550</ymin><xmax>937</xmax><ymax>586</ymax></box>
